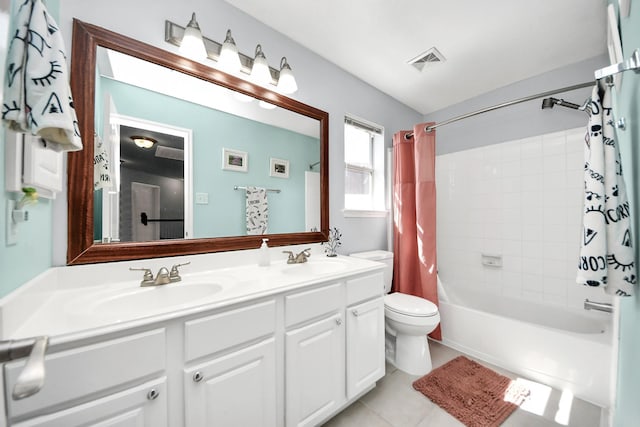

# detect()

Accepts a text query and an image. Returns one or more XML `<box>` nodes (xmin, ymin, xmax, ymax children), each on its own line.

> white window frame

<box><xmin>343</xmin><ymin>115</ymin><xmax>387</xmax><ymax>217</ymax></box>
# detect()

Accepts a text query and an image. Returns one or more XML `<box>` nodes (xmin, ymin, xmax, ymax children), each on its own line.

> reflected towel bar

<box><xmin>234</xmin><ymin>186</ymin><xmax>281</xmax><ymax>193</ymax></box>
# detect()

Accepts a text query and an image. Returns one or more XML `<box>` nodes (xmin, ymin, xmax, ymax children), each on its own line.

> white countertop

<box><xmin>0</xmin><ymin>245</ymin><xmax>384</xmax><ymax>345</ymax></box>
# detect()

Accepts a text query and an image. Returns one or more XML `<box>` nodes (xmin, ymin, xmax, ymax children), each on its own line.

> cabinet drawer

<box><xmin>285</xmin><ymin>283</ymin><xmax>342</xmax><ymax>328</ymax></box>
<box><xmin>13</xmin><ymin>377</ymin><xmax>167</xmax><ymax>427</ymax></box>
<box><xmin>5</xmin><ymin>329</ymin><xmax>166</xmax><ymax>420</ymax></box>
<box><xmin>346</xmin><ymin>272</ymin><xmax>384</xmax><ymax>306</ymax></box>
<box><xmin>184</xmin><ymin>300</ymin><xmax>276</xmax><ymax>362</ymax></box>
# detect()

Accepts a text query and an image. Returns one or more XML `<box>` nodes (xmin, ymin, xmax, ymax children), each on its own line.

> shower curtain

<box><xmin>393</xmin><ymin>123</ymin><xmax>441</xmax><ymax>340</ymax></box>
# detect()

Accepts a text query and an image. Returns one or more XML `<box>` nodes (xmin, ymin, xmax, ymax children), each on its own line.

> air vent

<box><xmin>155</xmin><ymin>145</ymin><xmax>184</xmax><ymax>161</ymax></box>
<box><xmin>407</xmin><ymin>47</ymin><xmax>446</xmax><ymax>71</ymax></box>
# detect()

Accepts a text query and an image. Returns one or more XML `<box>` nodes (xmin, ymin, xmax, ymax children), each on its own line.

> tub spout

<box><xmin>584</xmin><ymin>299</ymin><xmax>613</xmax><ymax>314</ymax></box>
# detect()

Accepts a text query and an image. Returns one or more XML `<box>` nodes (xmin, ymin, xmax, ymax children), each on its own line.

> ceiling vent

<box><xmin>155</xmin><ymin>145</ymin><xmax>184</xmax><ymax>161</ymax></box>
<box><xmin>407</xmin><ymin>47</ymin><xmax>446</xmax><ymax>71</ymax></box>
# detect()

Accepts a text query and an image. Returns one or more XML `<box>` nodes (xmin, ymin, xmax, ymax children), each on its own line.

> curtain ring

<box><xmin>404</xmin><ymin>133</ymin><xmax>413</xmax><ymax>140</ymax></box>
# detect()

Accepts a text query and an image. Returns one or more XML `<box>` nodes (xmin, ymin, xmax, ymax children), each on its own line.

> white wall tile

<box><xmin>542</xmin><ymin>132</ymin><xmax>566</xmax><ymax>156</ymax></box>
<box><xmin>502</xmin><ymin>239</ymin><xmax>522</xmax><ymax>256</ymax></box>
<box><xmin>522</xmin><ymin>240</ymin><xmax>544</xmax><ymax>258</ymax></box>
<box><xmin>522</xmin><ymin>273</ymin><xmax>544</xmax><ymax>291</ymax></box>
<box><xmin>520</xmin><ymin>136</ymin><xmax>543</xmax><ymax>158</ymax></box>
<box><xmin>435</xmin><ymin>129</ymin><xmax>589</xmax><ymax>310</ymax></box>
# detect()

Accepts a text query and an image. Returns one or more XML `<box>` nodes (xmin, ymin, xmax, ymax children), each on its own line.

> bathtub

<box><xmin>437</xmin><ymin>282</ymin><xmax>613</xmax><ymax>408</ymax></box>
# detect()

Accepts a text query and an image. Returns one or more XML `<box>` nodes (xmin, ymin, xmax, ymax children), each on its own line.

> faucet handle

<box><xmin>282</xmin><ymin>251</ymin><xmax>295</xmax><ymax>262</ymax></box>
<box><xmin>129</xmin><ymin>267</ymin><xmax>154</xmax><ymax>284</ymax></box>
<box><xmin>169</xmin><ymin>262</ymin><xmax>191</xmax><ymax>282</ymax></box>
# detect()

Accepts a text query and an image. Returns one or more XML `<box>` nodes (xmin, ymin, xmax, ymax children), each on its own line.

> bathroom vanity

<box><xmin>0</xmin><ymin>249</ymin><xmax>385</xmax><ymax>426</ymax></box>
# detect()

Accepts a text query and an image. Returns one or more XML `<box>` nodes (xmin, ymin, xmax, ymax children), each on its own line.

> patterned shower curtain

<box><xmin>392</xmin><ymin>123</ymin><xmax>441</xmax><ymax>340</ymax></box>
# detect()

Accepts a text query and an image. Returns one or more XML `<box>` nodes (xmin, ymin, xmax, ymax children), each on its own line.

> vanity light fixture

<box><xmin>277</xmin><ymin>57</ymin><xmax>298</xmax><ymax>94</ymax></box>
<box><xmin>250</xmin><ymin>44</ymin><xmax>272</xmax><ymax>85</ymax></box>
<box><xmin>165</xmin><ymin>19</ymin><xmax>298</xmax><ymax>94</ymax></box>
<box><xmin>131</xmin><ymin>136</ymin><xmax>157</xmax><ymax>149</ymax></box>
<box><xmin>218</xmin><ymin>29</ymin><xmax>242</xmax><ymax>73</ymax></box>
<box><xmin>179</xmin><ymin>13</ymin><xmax>207</xmax><ymax>60</ymax></box>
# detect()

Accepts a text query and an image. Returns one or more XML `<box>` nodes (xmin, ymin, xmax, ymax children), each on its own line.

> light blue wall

<box><xmin>0</xmin><ymin>0</ymin><xmax>59</xmax><ymax>297</ymax></box>
<box><xmin>102</xmin><ymin>78</ymin><xmax>317</xmax><ymax>237</ymax></box>
<box><xmin>612</xmin><ymin>1</ymin><xmax>640</xmax><ymax>426</ymax></box>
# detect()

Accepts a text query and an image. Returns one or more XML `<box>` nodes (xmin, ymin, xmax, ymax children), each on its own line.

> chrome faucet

<box><xmin>130</xmin><ymin>262</ymin><xmax>190</xmax><ymax>287</ymax></box>
<box><xmin>283</xmin><ymin>248</ymin><xmax>311</xmax><ymax>264</ymax></box>
<box><xmin>584</xmin><ymin>299</ymin><xmax>613</xmax><ymax>313</ymax></box>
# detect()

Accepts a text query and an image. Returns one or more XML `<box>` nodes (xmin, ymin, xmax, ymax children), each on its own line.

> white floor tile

<box><xmin>324</xmin><ymin>340</ymin><xmax>602</xmax><ymax>427</ymax></box>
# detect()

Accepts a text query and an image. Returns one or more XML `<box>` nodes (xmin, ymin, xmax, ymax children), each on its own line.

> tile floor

<box><xmin>323</xmin><ymin>341</ymin><xmax>602</xmax><ymax>427</ymax></box>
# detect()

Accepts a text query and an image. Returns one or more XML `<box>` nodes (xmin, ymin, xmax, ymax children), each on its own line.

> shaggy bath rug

<box><xmin>412</xmin><ymin>356</ymin><xmax>530</xmax><ymax>427</ymax></box>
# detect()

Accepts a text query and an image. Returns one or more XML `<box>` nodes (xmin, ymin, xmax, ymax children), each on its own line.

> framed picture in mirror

<box><xmin>222</xmin><ymin>148</ymin><xmax>248</xmax><ymax>172</ymax></box>
<box><xmin>270</xmin><ymin>158</ymin><xmax>289</xmax><ymax>178</ymax></box>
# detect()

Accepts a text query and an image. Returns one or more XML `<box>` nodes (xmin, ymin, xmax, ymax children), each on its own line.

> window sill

<box><xmin>342</xmin><ymin>209</ymin><xmax>389</xmax><ymax>218</ymax></box>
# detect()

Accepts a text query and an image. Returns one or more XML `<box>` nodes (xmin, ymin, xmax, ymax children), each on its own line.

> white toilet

<box><xmin>351</xmin><ymin>250</ymin><xmax>440</xmax><ymax>376</ymax></box>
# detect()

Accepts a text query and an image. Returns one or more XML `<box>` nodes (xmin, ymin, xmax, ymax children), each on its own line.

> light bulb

<box><xmin>277</xmin><ymin>57</ymin><xmax>298</xmax><ymax>94</ymax></box>
<box><xmin>179</xmin><ymin>13</ymin><xmax>207</xmax><ymax>60</ymax></box>
<box><xmin>218</xmin><ymin>29</ymin><xmax>242</xmax><ymax>72</ymax></box>
<box><xmin>250</xmin><ymin>45</ymin><xmax>272</xmax><ymax>85</ymax></box>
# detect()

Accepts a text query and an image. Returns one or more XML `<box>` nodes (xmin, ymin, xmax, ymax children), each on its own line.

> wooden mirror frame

<box><xmin>68</xmin><ymin>19</ymin><xmax>329</xmax><ymax>265</ymax></box>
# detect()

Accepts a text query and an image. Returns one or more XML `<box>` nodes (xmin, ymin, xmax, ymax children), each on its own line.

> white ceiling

<box><xmin>224</xmin><ymin>0</ymin><xmax>608</xmax><ymax>115</ymax></box>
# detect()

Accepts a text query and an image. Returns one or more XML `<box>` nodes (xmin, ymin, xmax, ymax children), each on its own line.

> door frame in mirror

<box><xmin>68</xmin><ymin>19</ymin><xmax>329</xmax><ymax>265</ymax></box>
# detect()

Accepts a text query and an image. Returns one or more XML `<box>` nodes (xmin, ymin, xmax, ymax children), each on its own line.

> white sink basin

<box><xmin>281</xmin><ymin>259</ymin><xmax>348</xmax><ymax>276</ymax></box>
<box><xmin>87</xmin><ymin>283</ymin><xmax>223</xmax><ymax>316</ymax></box>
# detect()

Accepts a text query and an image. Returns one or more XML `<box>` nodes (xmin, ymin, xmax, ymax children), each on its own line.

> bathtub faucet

<box><xmin>584</xmin><ymin>299</ymin><xmax>613</xmax><ymax>314</ymax></box>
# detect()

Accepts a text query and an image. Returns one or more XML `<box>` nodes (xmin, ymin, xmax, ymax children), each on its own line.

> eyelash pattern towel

<box><xmin>577</xmin><ymin>83</ymin><xmax>636</xmax><ymax>296</ymax></box>
<box><xmin>246</xmin><ymin>186</ymin><xmax>268</xmax><ymax>235</ymax></box>
<box><xmin>2</xmin><ymin>0</ymin><xmax>83</xmax><ymax>151</ymax></box>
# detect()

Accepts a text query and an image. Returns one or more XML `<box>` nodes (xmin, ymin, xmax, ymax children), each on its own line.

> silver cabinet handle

<box><xmin>352</xmin><ymin>309</ymin><xmax>359</xmax><ymax>317</ymax></box>
<box><xmin>193</xmin><ymin>371</ymin><xmax>204</xmax><ymax>382</ymax></box>
<box><xmin>7</xmin><ymin>336</ymin><xmax>49</xmax><ymax>400</ymax></box>
<box><xmin>147</xmin><ymin>388</ymin><xmax>159</xmax><ymax>400</ymax></box>
<box><xmin>335</xmin><ymin>317</ymin><xmax>342</xmax><ymax>326</ymax></box>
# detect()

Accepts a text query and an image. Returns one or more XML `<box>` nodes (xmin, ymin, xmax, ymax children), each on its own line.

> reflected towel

<box><xmin>577</xmin><ymin>83</ymin><xmax>636</xmax><ymax>296</ymax></box>
<box><xmin>246</xmin><ymin>186</ymin><xmax>268</xmax><ymax>235</ymax></box>
<box><xmin>2</xmin><ymin>0</ymin><xmax>82</xmax><ymax>151</ymax></box>
<box><xmin>94</xmin><ymin>133</ymin><xmax>113</xmax><ymax>189</ymax></box>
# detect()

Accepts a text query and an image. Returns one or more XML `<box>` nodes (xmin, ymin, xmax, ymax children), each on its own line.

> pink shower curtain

<box><xmin>392</xmin><ymin>123</ymin><xmax>441</xmax><ymax>340</ymax></box>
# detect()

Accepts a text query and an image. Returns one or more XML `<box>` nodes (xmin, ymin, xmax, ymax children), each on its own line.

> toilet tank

<box><xmin>350</xmin><ymin>250</ymin><xmax>393</xmax><ymax>293</ymax></box>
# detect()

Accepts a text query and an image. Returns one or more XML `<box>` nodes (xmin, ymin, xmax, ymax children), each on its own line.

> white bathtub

<box><xmin>437</xmin><ymin>282</ymin><xmax>613</xmax><ymax>408</ymax></box>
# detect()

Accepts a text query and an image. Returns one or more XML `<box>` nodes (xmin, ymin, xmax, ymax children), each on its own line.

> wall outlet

<box><xmin>195</xmin><ymin>193</ymin><xmax>209</xmax><ymax>204</ymax></box>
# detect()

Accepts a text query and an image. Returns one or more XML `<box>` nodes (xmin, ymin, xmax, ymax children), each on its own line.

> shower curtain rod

<box><xmin>415</xmin><ymin>81</ymin><xmax>594</xmax><ymax>135</ymax></box>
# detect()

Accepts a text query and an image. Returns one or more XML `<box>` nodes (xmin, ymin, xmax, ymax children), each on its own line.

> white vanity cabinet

<box><xmin>1</xmin><ymin>263</ymin><xmax>385</xmax><ymax>427</ymax></box>
<box><xmin>345</xmin><ymin>274</ymin><xmax>386</xmax><ymax>399</ymax></box>
<box><xmin>183</xmin><ymin>300</ymin><xmax>277</xmax><ymax>427</ymax></box>
<box><xmin>285</xmin><ymin>283</ymin><xmax>345</xmax><ymax>427</ymax></box>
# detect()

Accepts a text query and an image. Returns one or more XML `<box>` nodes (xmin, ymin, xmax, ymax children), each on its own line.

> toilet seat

<box><xmin>384</xmin><ymin>293</ymin><xmax>438</xmax><ymax>317</ymax></box>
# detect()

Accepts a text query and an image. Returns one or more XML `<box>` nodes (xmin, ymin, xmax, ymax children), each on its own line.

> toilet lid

<box><xmin>384</xmin><ymin>293</ymin><xmax>438</xmax><ymax>317</ymax></box>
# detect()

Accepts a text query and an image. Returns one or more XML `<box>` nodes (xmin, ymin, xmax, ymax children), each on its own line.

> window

<box><xmin>344</xmin><ymin>115</ymin><xmax>386</xmax><ymax>215</ymax></box>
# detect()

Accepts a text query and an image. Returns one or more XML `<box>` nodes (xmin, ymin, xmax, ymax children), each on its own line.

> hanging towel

<box><xmin>2</xmin><ymin>0</ymin><xmax>82</xmax><ymax>151</ymax></box>
<box><xmin>93</xmin><ymin>133</ymin><xmax>113</xmax><ymax>189</ymax></box>
<box><xmin>246</xmin><ymin>186</ymin><xmax>268</xmax><ymax>235</ymax></box>
<box><xmin>577</xmin><ymin>83</ymin><xmax>636</xmax><ymax>296</ymax></box>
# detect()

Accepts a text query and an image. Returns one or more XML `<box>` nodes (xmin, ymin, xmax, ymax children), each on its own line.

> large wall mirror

<box><xmin>68</xmin><ymin>20</ymin><xmax>329</xmax><ymax>265</ymax></box>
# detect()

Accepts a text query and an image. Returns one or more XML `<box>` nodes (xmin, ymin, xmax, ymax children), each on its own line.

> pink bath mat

<box><xmin>412</xmin><ymin>356</ymin><xmax>530</xmax><ymax>427</ymax></box>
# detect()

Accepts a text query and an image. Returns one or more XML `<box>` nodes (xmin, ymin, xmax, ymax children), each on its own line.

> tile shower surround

<box><xmin>436</xmin><ymin>127</ymin><xmax>613</xmax><ymax>310</ymax></box>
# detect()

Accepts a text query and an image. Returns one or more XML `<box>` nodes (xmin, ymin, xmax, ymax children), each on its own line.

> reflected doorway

<box><xmin>98</xmin><ymin>114</ymin><xmax>193</xmax><ymax>242</ymax></box>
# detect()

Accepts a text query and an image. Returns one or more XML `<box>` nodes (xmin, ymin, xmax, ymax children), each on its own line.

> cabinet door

<box><xmin>285</xmin><ymin>314</ymin><xmax>345</xmax><ymax>427</ymax></box>
<box><xmin>346</xmin><ymin>298</ymin><xmax>385</xmax><ymax>399</ymax></box>
<box><xmin>13</xmin><ymin>378</ymin><xmax>167</xmax><ymax>427</ymax></box>
<box><xmin>184</xmin><ymin>338</ymin><xmax>276</xmax><ymax>427</ymax></box>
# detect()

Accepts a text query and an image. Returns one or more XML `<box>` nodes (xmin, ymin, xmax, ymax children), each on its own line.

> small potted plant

<box><xmin>323</xmin><ymin>227</ymin><xmax>342</xmax><ymax>257</ymax></box>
